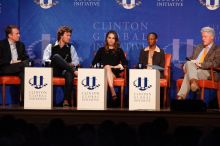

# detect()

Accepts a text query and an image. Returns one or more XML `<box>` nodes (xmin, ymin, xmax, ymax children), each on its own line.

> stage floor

<box><xmin>0</xmin><ymin>105</ymin><xmax>220</xmax><ymax>131</ymax></box>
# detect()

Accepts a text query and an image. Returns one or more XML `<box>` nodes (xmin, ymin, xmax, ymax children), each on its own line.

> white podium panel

<box><xmin>77</xmin><ymin>68</ymin><xmax>107</xmax><ymax>110</ymax></box>
<box><xmin>24</xmin><ymin>67</ymin><xmax>53</xmax><ymax>109</ymax></box>
<box><xmin>129</xmin><ymin>69</ymin><xmax>160</xmax><ymax>110</ymax></box>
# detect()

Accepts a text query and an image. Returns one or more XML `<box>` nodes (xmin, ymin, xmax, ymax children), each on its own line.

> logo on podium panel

<box><xmin>24</xmin><ymin>67</ymin><xmax>52</xmax><ymax>109</ymax></box>
<box><xmin>78</xmin><ymin>69</ymin><xmax>107</xmax><ymax>110</ymax></box>
<box><xmin>116</xmin><ymin>0</ymin><xmax>142</xmax><ymax>9</ymax></box>
<box><xmin>81</xmin><ymin>76</ymin><xmax>100</xmax><ymax>90</ymax></box>
<box><xmin>34</xmin><ymin>0</ymin><xmax>59</xmax><ymax>9</ymax></box>
<box><xmin>133</xmin><ymin>77</ymin><xmax>152</xmax><ymax>91</ymax></box>
<box><xmin>29</xmin><ymin>75</ymin><xmax>48</xmax><ymax>89</ymax></box>
<box><xmin>129</xmin><ymin>69</ymin><xmax>160</xmax><ymax>110</ymax></box>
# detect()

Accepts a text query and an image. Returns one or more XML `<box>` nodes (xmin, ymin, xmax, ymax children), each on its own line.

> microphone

<box><xmin>138</xmin><ymin>63</ymin><xmax>143</xmax><ymax>69</ymax></box>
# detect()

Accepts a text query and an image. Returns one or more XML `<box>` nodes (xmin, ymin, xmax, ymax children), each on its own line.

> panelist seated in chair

<box><xmin>92</xmin><ymin>30</ymin><xmax>128</xmax><ymax>101</ymax></box>
<box><xmin>43</xmin><ymin>26</ymin><xmax>79</xmax><ymax>107</ymax></box>
<box><xmin>0</xmin><ymin>25</ymin><xmax>30</xmax><ymax>105</ymax></box>
<box><xmin>138</xmin><ymin>32</ymin><xmax>165</xmax><ymax>78</ymax></box>
<box><xmin>177</xmin><ymin>26</ymin><xmax>220</xmax><ymax>100</ymax></box>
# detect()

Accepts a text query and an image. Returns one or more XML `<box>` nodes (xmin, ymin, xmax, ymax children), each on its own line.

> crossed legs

<box><xmin>51</xmin><ymin>54</ymin><xmax>74</xmax><ymax>106</ymax></box>
<box><xmin>104</xmin><ymin>65</ymin><xmax>117</xmax><ymax>100</ymax></box>
<box><xmin>177</xmin><ymin>61</ymin><xmax>210</xmax><ymax>99</ymax></box>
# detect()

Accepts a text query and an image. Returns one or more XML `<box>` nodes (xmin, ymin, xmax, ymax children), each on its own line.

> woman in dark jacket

<box><xmin>138</xmin><ymin>32</ymin><xmax>165</xmax><ymax>78</ymax></box>
<box><xmin>92</xmin><ymin>30</ymin><xmax>128</xmax><ymax>100</ymax></box>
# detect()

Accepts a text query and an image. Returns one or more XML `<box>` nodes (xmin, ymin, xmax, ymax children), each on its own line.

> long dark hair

<box><xmin>104</xmin><ymin>30</ymin><xmax>120</xmax><ymax>52</ymax></box>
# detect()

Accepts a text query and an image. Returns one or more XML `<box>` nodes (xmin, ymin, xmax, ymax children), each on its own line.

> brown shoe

<box><xmin>190</xmin><ymin>79</ymin><xmax>199</xmax><ymax>92</ymax></box>
<box><xmin>177</xmin><ymin>96</ymin><xmax>184</xmax><ymax>100</ymax></box>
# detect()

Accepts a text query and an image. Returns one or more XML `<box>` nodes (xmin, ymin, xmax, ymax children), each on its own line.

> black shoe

<box><xmin>63</xmin><ymin>100</ymin><xmax>70</xmax><ymax>107</ymax></box>
<box><xmin>111</xmin><ymin>95</ymin><xmax>120</xmax><ymax>108</ymax></box>
<box><xmin>112</xmin><ymin>95</ymin><xmax>118</xmax><ymax>101</ymax></box>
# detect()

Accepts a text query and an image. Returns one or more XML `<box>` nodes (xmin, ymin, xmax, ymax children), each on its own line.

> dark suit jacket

<box><xmin>0</xmin><ymin>39</ymin><xmax>29</xmax><ymax>73</ymax></box>
<box><xmin>138</xmin><ymin>46</ymin><xmax>165</xmax><ymax>78</ymax></box>
<box><xmin>189</xmin><ymin>43</ymin><xmax>220</xmax><ymax>69</ymax></box>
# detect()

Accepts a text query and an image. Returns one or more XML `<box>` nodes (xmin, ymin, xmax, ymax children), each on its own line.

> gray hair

<box><xmin>201</xmin><ymin>26</ymin><xmax>215</xmax><ymax>37</ymax></box>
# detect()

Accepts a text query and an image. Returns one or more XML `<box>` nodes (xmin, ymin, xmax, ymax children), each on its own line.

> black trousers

<box><xmin>51</xmin><ymin>54</ymin><xmax>74</xmax><ymax>101</ymax></box>
<box><xmin>0</xmin><ymin>60</ymin><xmax>29</xmax><ymax>103</ymax></box>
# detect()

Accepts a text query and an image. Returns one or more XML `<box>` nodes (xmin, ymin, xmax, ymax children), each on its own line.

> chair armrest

<box><xmin>163</xmin><ymin>66</ymin><xmax>170</xmax><ymax>77</ymax></box>
<box><xmin>209</xmin><ymin>66</ymin><xmax>220</xmax><ymax>82</ymax></box>
<box><xmin>213</xmin><ymin>67</ymin><xmax>220</xmax><ymax>72</ymax></box>
<box><xmin>163</xmin><ymin>65</ymin><xmax>171</xmax><ymax>87</ymax></box>
<box><xmin>122</xmin><ymin>66</ymin><xmax>127</xmax><ymax>86</ymax></box>
<box><xmin>164</xmin><ymin>66</ymin><xmax>171</xmax><ymax>70</ymax></box>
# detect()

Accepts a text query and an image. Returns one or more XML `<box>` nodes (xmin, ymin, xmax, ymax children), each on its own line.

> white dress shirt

<box><xmin>43</xmin><ymin>41</ymin><xmax>80</xmax><ymax>66</ymax></box>
<box><xmin>8</xmin><ymin>39</ymin><xmax>18</xmax><ymax>61</ymax></box>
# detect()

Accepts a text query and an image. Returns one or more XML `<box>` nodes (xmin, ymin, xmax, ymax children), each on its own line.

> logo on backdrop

<box><xmin>163</xmin><ymin>38</ymin><xmax>194</xmax><ymax>64</ymax></box>
<box><xmin>156</xmin><ymin>0</ymin><xmax>184</xmax><ymax>7</ymax></box>
<box><xmin>29</xmin><ymin>76</ymin><xmax>48</xmax><ymax>89</ymax></box>
<box><xmin>73</xmin><ymin>0</ymin><xmax>101</xmax><ymax>7</ymax></box>
<box><xmin>116</xmin><ymin>0</ymin><xmax>142</xmax><ymax>9</ymax></box>
<box><xmin>198</xmin><ymin>0</ymin><xmax>219</xmax><ymax>10</ymax></box>
<box><xmin>81</xmin><ymin>76</ymin><xmax>100</xmax><ymax>90</ymax></box>
<box><xmin>34</xmin><ymin>0</ymin><xmax>59</xmax><ymax>9</ymax></box>
<box><xmin>133</xmin><ymin>77</ymin><xmax>152</xmax><ymax>91</ymax></box>
<box><xmin>92</xmin><ymin>21</ymin><xmax>148</xmax><ymax>52</ymax></box>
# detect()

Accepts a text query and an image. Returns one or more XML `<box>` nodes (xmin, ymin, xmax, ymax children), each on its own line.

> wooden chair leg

<box><xmin>218</xmin><ymin>90</ymin><xmax>220</xmax><ymax>109</ymax></box>
<box><xmin>120</xmin><ymin>86</ymin><xmax>124</xmax><ymax>108</ymax></box>
<box><xmin>71</xmin><ymin>93</ymin><xmax>74</xmax><ymax>108</ymax></box>
<box><xmin>163</xmin><ymin>87</ymin><xmax>167</xmax><ymax>108</ymax></box>
<box><xmin>2</xmin><ymin>84</ymin><xmax>6</xmax><ymax>106</ymax></box>
<box><xmin>75</xmin><ymin>86</ymin><xmax>78</xmax><ymax>108</ymax></box>
<box><xmin>176</xmin><ymin>82</ymin><xmax>181</xmax><ymax>99</ymax></box>
<box><xmin>200</xmin><ymin>87</ymin><xmax>205</xmax><ymax>101</ymax></box>
<box><xmin>218</xmin><ymin>83</ymin><xmax>220</xmax><ymax>109</ymax></box>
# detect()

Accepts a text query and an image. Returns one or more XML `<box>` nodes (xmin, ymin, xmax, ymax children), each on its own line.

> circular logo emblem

<box><xmin>198</xmin><ymin>0</ymin><xmax>219</xmax><ymax>10</ymax></box>
<box><xmin>116</xmin><ymin>0</ymin><xmax>142</xmax><ymax>9</ymax></box>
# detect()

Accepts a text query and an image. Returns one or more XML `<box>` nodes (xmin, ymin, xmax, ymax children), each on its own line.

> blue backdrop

<box><xmin>0</xmin><ymin>0</ymin><xmax>220</xmax><ymax>106</ymax></box>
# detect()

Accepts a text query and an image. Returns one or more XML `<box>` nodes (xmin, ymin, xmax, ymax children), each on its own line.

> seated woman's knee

<box><xmin>104</xmin><ymin>65</ymin><xmax>111</xmax><ymax>70</ymax></box>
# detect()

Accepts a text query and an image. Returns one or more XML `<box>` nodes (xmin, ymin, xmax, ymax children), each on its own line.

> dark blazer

<box><xmin>0</xmin><ymin>39</ymin><xmax>29</xmax><ymax>72</ymax></box>
<box><xmin>189</xmin><ymin>43</ymin><xmax>220</xmax><ymax>69</ymax></box>
<box><xmin>138</xmin><ymin>46</ymin><xmax>165</xmax><ymax>78</ymax></box>
<box><xmin>138</xmin><ymin>46</ymin><xmax>165</xmax><ymax>68</ymax></box>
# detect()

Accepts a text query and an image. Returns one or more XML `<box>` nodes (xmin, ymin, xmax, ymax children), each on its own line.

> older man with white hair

<box><xmin>177</xmin><ymin>26</ymin><xmax>220</xmax><ymax>99</ymax></box>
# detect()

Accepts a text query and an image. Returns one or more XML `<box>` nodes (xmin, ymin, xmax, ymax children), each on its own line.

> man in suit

<box><xmin>0</xmin><ymin>25</ymin><xmax>29</xmax><ymax>105</ymax></box>
<box><xmin>177</xmin><ymin>27</ymin><xmax>220</xmax><ymax>99</ymax></box>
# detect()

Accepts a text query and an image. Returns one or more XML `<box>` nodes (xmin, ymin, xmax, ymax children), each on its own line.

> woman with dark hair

<box><xmin>92</xmin><ymin>30</ymin><xmax>128</xmax><ymax>100</ymax></box>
